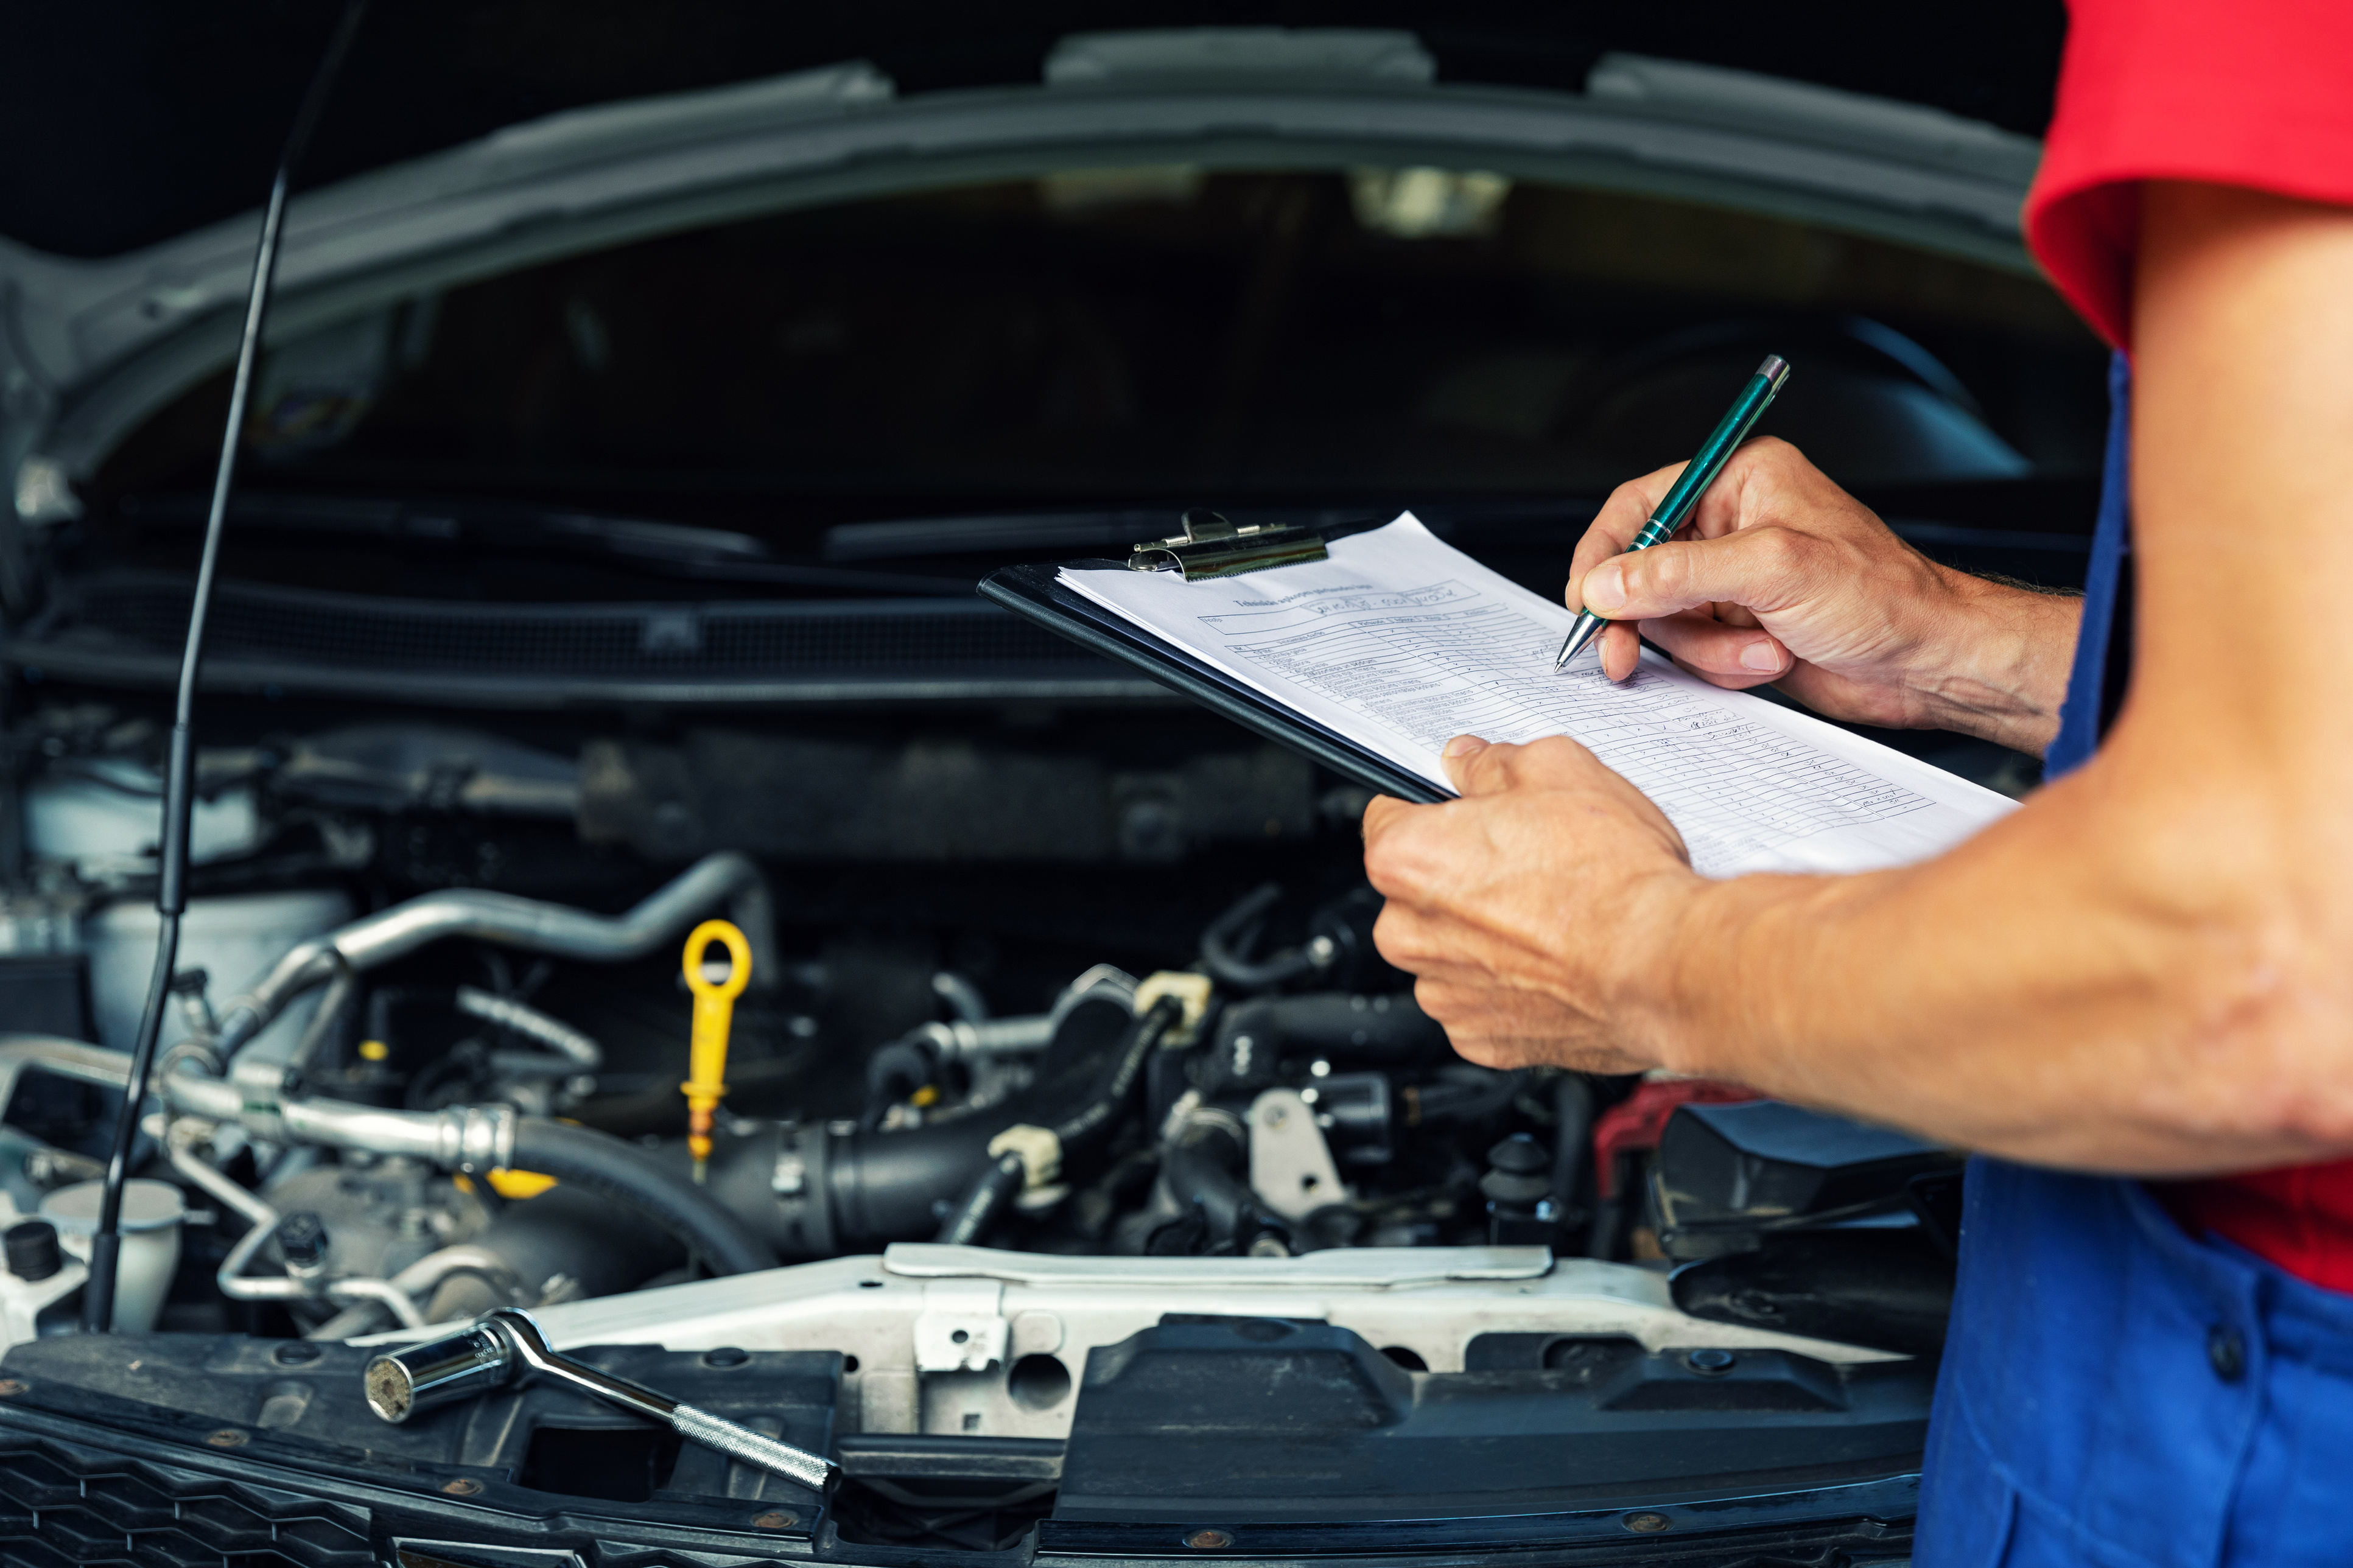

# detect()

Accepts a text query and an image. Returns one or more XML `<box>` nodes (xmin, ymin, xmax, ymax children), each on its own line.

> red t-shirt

<box><xmin>2025</xmin><ymin>0</ymin><xmax>2353</xmax><ymax>1292</ymax></box>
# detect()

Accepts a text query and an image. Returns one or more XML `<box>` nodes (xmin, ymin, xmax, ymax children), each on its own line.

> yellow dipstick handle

<box><xmin>681</xmin><ymin>919</ymin><xmax>751</xmax><ymax>1182</ymax></box>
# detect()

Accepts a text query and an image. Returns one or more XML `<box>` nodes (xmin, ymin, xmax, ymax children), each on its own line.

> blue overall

<box><xmin>1913</xmin><ymin>354</ymin><xmax>2353</xmax><ymax>1565</ymax></box>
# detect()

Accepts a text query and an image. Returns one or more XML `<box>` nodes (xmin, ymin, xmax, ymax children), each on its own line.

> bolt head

<box><xmin>0</xmin><ymin>1379</ymin><xmax>24</xmax><ymax>1397</ymax></box>
<box><xmin>441</xmin><ymin>1477</ymin><xmax>484</xmax><ymax>1497</ymax></box>
<box><xmin>205</xmin><ymin>1429</ymin><xmax>248</xmax><ymax>1449</ymax></box>
<box><xmin>275</xmin><ymin>1211</ymin><xmax>330</xmax><ymax>1268</ymax></box>
<box><xmin>1685</xmin><ymin>1348</ymin><xmax>1737</xmax><ymax>1375</ymax></box>
<box><xmin>752</xmin><ymin>1510</ymin><xmax>799</xmax><ymax>1530</ymax></box>
<box><xmin>1622</xmin><ymin>1512</ymin><xmax>1672</xmax><ymax>1534</ymax></box>
<box><xmin>1185</xmin><ymin>1528</ymin><xmax>1235</xmax><ymax>1550</ymax></box>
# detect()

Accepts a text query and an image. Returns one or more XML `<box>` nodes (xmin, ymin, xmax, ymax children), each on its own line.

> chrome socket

<box><xmin>363</xmin><ymin>1321</ymin><xmax>513</xmax><ymax>1423</ymax></box>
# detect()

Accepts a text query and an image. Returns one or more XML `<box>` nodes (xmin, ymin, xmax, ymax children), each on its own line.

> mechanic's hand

<box><xmin>1363</xmin><ymin>733</ymin><xmax>1698</xmax><ymax>1073</ymax></box>
<box><xmin>1568</xmin><ymin>437</ymin><xmax>2075</xmax><ymax>750</ymax></box>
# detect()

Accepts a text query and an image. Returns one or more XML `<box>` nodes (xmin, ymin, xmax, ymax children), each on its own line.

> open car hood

<box><xmin>2</xmin><ymin>25</ymin><xmax>2046</xmax><ymax>514</ymax></box>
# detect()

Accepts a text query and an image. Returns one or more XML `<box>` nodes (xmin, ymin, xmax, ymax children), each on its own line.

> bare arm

<box><xmin>1364</xmin><ymin>183</ymin><xmax>2353</xmax><ymax>1174</ymax></box>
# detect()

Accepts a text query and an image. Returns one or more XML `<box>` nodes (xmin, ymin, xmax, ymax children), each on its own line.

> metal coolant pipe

<box><xmin>208</xmin><ymin>851</ymin><xmax>777</xmax><ymax>1056</ymax></box>
<box><xmin>365</xmin><ymin>1309</ymin><xmax>836</xmax><ymax>1492</ymax></box>
<box><xmin>454</xmin><ymin>986</ymin><xmax>601</xmax><ymax>1069</ymax></box>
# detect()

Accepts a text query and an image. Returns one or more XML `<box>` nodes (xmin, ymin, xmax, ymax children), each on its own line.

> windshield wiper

<box><xmin>821</xmin><ymin>506</ymin><xmax>1412</xmax><ymax>562</ymax></box>
<box><xmin>117</xmin><ymin>491</ymin><xmax>974</xmax><ymax>595</ymax></box>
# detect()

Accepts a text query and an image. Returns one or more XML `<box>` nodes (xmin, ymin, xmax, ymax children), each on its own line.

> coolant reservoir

<box><xmin>85</xmin><ymin>892</ymin><xmax>352</xmax><ymax>1055</ymax></box>
<box><xmin>40</xmin><ymin>1178</ymin><xmax>184</xmax><ymax>1333</ymax></box>
<box><xmin>23</xmin><ymin>758</ymin><xmax>351</xmax><ymax>1056</ymax></box>
<box><xmin>23</xmin><ymin>760</ymin><xmax>261</xmax><ymax>883</ymax></box>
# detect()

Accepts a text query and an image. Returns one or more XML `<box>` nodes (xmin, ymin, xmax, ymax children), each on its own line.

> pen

<box><xmin>1554</xmin><ymin>354</ymin><xmax>1792</xmax><ymax>670</ymax></box>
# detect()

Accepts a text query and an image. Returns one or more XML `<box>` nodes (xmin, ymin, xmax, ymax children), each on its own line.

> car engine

<box><xmin>0</xmin><ymin>698</ymin><xmax>1608</xmax><ymax>1311</ymax></box>
<box><xmin>0</xmin><ymin>699</ymin><xmax>1958</xmax><ymax>1527</ymax></box>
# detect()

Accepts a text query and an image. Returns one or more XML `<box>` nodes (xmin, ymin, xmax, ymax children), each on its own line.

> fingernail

<box><xmin>1739</xmin><ymin>641</ymin><xmax>1782</xmax><ymax>672</ymax></box>
<box><xmin>1443</xmin><ymin>735</ymin><xmax>1486</xmax><ymax>758</ymax></box>
<box><xmin>1582</xmin><ymin>564</ymin><xmax>1625</xmax><ymax>612</ymax></box>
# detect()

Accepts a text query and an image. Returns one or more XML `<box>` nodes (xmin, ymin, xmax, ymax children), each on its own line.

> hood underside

<box><xmin>2</xmin><ymin>24</ymin><xmax>2055</xmax><ymax>525</ymax></box>
<box><xmin>9</xmin><ymin>2</ymin><xmax>2062</xmax><ymax>261</ymax></box>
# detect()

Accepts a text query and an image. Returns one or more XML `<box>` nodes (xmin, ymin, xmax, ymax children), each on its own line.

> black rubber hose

<box><xmin>864</xmin><ymin>1038</ymin><xmax>939</xmax><ymax>1130</ymax></box>
<box><xmin>1551</xmin><ymin>1074</ymin><xmax>1597</xmax><ymax>1232</ymax></box>
<box><xmin>935</xmin><ymin>1151</ymin><xmax>1028</xmax><ymax>1245</ymax></box>
<box><xmin>1157</xmin><ymin>1116</ymin><xmax>1289</xmax><ymax>1252</ymax></box>
<box><xmin>1205</xmin><ymin>992</ymin><xmax>1447</xmax><ymax>1092</ymax></box>
<box><xmin>823</xmin><ymin>994</ymin><xmax>1180</xmax><ymax>1245</ymax></box>
<box><xmin>1199</xmin><ymin>883</ymin><xmax>1319</xmax><ymax>990</ymax></box>
<box><xmin>829</xmin><ymin>1116</ymin><xmax>1008</xmax><ymax>1243</ymax></box>
<box><xmin>1051</xmin><ymin>995</ymin><xmax>1180</xmax><ymax>1149</ymax></box>
<box><xmin>509</xmin><ymin>1118</ymin><xmax>778</xmax><ymax>1276</ymax></box>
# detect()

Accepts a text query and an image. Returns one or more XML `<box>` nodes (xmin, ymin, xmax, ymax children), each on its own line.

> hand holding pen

<box><xmin>1554</xmin><ymin>355</ymin><xmax>1790</xmax><ymax>670</ymax></box>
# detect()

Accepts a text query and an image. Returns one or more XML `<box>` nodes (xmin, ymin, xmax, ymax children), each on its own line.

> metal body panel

<box><xmin>355</xmin><ymin>1244</ymin><xmax>1903</xmax><ymax>1444</ymax></box>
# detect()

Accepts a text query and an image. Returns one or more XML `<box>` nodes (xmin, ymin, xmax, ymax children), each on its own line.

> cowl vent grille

<box><xmin>7</xmin><ymin>574</ymin><xmax>1145</xmax><ymax>709</ymax></box>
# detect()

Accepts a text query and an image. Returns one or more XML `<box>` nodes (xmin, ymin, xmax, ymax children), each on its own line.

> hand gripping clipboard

<box><xmin>977</xmin><ymin>556</ymin><xmax>1450</xmax><ymax>807</ymax></box>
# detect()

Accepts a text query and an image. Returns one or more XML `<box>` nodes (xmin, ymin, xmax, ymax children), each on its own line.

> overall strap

<box><xmin>2046</xmin><ymin>349</ymin><xmax>2136</xmax><ymax>779</ymax></box>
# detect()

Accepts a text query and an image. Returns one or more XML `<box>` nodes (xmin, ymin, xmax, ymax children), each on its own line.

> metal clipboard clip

<box><xmin>1128</xmin><ymin>509</ymin><xmax>1328</xmax><ymax>581</ymax></box>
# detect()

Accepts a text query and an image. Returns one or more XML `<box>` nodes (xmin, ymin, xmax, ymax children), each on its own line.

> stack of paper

<box><xmin>1058</xmin><ymin>514</ymin><xmax>2013</xmax><ymax>878</ymax></box>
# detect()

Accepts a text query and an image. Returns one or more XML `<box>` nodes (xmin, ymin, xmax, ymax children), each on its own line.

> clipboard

<box><xmin>977</xmin><ymin>560</ymin><xmax>1450</xmax><ymax>805</ymax></box>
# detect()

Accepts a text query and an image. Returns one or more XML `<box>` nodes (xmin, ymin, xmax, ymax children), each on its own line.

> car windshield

<box><xmin>100</xmin><ymin>166</ymin><xmax>2106</xmax><ymax>547</ymax></box>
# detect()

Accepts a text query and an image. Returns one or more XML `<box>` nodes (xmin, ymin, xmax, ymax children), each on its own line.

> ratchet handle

<box><xmin>672</xmin><ymin>1402</ymin><xmax>836</xmax><ymax>1493</ymax></box>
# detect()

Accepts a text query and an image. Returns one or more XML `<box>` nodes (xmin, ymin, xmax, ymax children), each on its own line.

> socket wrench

<box><xmin>362</xmin><ymin>1307</ymin><xmax>837</xmax><ymax>1493</ymax></box>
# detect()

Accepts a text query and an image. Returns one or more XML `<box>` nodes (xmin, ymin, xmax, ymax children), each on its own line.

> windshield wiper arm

<box><xmin>119</xmin><ymin>491</ymin><xmax>974</xmax><ymax>593</ymax></box>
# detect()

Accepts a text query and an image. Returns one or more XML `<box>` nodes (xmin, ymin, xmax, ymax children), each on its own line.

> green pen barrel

<box><xmin>1639</xmin><ymin>354</ymin><xmax>1790</xmax><ymax>542</ymax></box>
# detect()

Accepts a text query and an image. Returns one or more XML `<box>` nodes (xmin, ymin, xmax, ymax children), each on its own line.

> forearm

<box><xmin>1636</xmin><ymin>758</ymin><xmax>2353</xmax><ymax>1172</ymax></box>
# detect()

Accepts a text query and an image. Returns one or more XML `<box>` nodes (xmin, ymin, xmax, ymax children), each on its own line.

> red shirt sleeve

<box><xmin>2025</xmin><ymin>0</ymin><xmax>2353</xmax><ymax>348</ymax></box>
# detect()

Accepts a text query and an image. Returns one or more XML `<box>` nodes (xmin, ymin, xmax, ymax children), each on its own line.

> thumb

<box><xmin>1583</xmin><ymin>528</ymin><xmax>1812</xmax><ymax>623</ymax></box>
<box><xmin>1440</xmin><ymin>734</ymin><xmax>1514</xmax><ymax>796</ymax></box>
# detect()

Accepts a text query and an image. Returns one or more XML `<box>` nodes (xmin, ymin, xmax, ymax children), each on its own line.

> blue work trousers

<box><xmin>1917</xmin><ymin>1160</ymin><xmax>2353</xmax><ymax>1566</ymax></box>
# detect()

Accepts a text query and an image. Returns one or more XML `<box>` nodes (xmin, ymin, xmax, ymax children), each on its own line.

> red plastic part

<box><xmin>1591</xmin><ymin>1079</ymin><xmax>1760</xmax><ymax>1200</ymax></box>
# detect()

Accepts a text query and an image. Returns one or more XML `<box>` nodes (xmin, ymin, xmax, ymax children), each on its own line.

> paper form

<box><xmin>1059</xmin><ymin>514</ymin><xmax>2015</xmax><ymax>877</ymax></box>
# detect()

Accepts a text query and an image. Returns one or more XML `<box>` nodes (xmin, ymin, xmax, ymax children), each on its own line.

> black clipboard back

<box><xmin>978</xmin><ymin>562</ymin><xmax>1448</xmax><ymax>805</ymax></box>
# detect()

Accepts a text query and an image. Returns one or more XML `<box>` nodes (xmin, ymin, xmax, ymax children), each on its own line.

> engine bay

<box><xmin>0</xmin><ymin>691</ymin><xmax>1961</xmax><ymax>1549</ymax></box>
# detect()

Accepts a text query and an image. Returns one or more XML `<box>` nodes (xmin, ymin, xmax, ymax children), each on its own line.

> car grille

<box><xmin>0</xmin><ymin>1432</ymin><xmax>373</xmax><ymax>1567</ymax></box>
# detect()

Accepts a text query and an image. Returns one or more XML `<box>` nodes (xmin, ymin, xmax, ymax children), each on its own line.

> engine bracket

<box><xmin>912</xmin><ymin>1278</ymin><xmax>1010</xmax><ymax>1373</ymax></box>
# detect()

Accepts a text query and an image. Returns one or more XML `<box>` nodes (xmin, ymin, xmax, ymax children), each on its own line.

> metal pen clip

<box><xmin>1129</xmin><ymin>509</ymin><xmax>1328</xmax><ymax>580</ymax></box>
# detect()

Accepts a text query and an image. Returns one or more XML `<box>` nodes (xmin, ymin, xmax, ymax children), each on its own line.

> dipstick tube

<box><xmin>682</xmin><ymin>920</ymin><xmax>751</xmax><ymax>1182</ymax></box>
